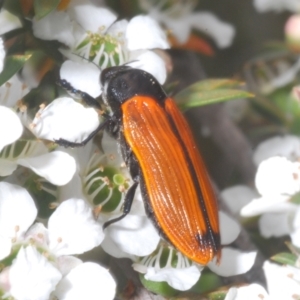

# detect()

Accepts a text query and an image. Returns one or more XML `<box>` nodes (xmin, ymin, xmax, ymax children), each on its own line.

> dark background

<box><xmin>198</xmin><ymin>0</ymin><xmax>289</xmax><ymax>77</ymax></box>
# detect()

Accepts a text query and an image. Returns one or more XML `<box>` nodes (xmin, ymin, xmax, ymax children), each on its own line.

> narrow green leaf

<box><xmin>34</xmin><ymin>0</ymin><xmax>60</xmax><ymax>20</ymax></box>
<box><xmin>175</xmin><ymin>89</ymin><xmax>254</xmax><ymax>109</ymax></box>
<box><xmin>271</xmin><ymin>252</ymin><xmax>297</xmax><ymax>266</ymax></box>
<box><xmin>191</xmin><ymin>79</ymin><xmax>244</xmax><ymax>91</ymax></box>
<box><xmin>0</xmin><ymin>53</ymin><xmax>32</xmax><ymax>86</ymax></box>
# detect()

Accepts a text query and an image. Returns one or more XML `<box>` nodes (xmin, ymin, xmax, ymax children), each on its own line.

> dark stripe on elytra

<box><xmin>164</xmin><ymin>101</ymin><xmax>220</xmax><ymax>254</ymax></box>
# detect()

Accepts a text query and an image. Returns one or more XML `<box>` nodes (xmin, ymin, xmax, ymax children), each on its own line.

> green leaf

<box><xmin>34</xmin><ymin>0</ymin><xmax>60</xmax><ymax>20</ymax></box>
<box><xmin>0</xmin><ymin>53</ymin><xmax>32</xmax><ymax>86</ymax></box>
<box><xmin>190</xmin><ymin>79</ymin><xmax>244</xmax><ymax>91</ymax></box>
<box><xmin>139</xmin><ymin>274</ymin><xmax>179</xmax><ymax>297</ymax></box>
<box><xmin>175</xmin><ymin>88</ymin><xmax>254</xmax><ymax>110</ymax></box>
<box><xmin>271</xmin><ymin>252</ymin><xmax>298</xmax><ymax>266</ymax></box>
<box><xmin>174</xmin><ymin>79</ymin><xmax>254</xmax><ymax>109</ymax></box>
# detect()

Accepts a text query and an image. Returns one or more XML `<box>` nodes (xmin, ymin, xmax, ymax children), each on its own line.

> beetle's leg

<box><xmin>103</xmin><ymin>179</ymin><xmax>139</xmax><ymax>229</ymax></box>
<box><xmin>58</xmin><ymin>79</ymin><xmax>101</xmax><ymax>109</ymax></box>
<box><xmin>55</xmin><ymin>117</ymin><xmax>112</xmax><ymax>148</ymax></box>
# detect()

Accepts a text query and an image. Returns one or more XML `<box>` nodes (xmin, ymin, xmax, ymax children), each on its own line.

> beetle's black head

<box><xmin>100</xmin><ymin>66</ymin><xmax>167</xmax><ymax>114</ymax></box>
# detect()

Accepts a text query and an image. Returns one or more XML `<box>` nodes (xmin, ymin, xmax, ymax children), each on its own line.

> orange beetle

<box><xmin>57</xmin><ymin>66</ymin><xmax>221</xmax><ymax>265</ymax></box>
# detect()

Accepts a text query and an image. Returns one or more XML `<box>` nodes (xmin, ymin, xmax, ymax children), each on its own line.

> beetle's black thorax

<box><xmin>101</xmin><ymin>66</ymin><xmax>167</xmax><ymax>117</ymax></box>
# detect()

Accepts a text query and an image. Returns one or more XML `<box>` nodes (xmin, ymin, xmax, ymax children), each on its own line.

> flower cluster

<box><xmin>0</xmin><ymin>0</ymin><xmax>274</xmax><ymax>299</ymax></box>
<box><xmin>221</xmin><ymin>135</ymin><xmax>300</xmax><ymax>299</ymax></box>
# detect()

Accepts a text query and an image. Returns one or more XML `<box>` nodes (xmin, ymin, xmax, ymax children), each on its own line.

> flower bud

<box><xmin>285</xmin><ymin>14</ymin><xmax>300</xmax><ymax>52</ymax></box>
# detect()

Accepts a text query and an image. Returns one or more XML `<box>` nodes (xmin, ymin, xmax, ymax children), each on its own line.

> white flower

<box><xmin>32</xmin><ymin>2</ymin><xmax>169</xmax><ymax>84</ymax></box>
<box><xmin>8</xmin><ymin>246</ymin><xmax>62</xmax><ymax>300</ymax></box>
<box><xmin>225</xmin><ymin>283</ymin><xmax>270</xmax><ymax>300</ymax></box>
<box><xmin>139</xmin><ymin>0</ymin><xmax>235</xmax><ymax>48</ymax></box>
<box><xmin>263</xmin><ymin>261</ymin><xmax>300</xmax><ymax>300</ymax></box>
<box><xmin>0</xmin><ymin>188</ymin><xmax>113</xmax><ymax>299</ymax></box>
<box><xmin>0</xmin><ymin>183</ymin><xmax>103</xmax><ymax>259</ymax></box>
<box><xmin>253</xmin><ymin>0</ymin><xmax>300</xmax><ymax>12</ymax></box>
<box><xmin>253</xmin><ymin>135</ymin><xmax>300</xmax><ymax>165</ymax></box>
<box><xmin>53</xmin><ymin>262</ymin><xmax>116</xmax><ymax>300</ymax></box>
<box><xmin>0</xmin><ymin>75</ymin><xmax>75</xmax><ymax>185</ymax></box>
<box><xmin>238</xmin><ymin>135</ymin><xmax>300</xmax><ymax>247</ymax></box>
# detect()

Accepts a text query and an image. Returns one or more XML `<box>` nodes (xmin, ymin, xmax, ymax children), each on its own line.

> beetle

<box><xmin>57</xmin><ymin>65</ymin><xmax>221</xmax><ymax>265</ymax></box>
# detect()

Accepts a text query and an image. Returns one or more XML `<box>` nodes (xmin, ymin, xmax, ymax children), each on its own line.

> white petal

<box><xmin>32</xmin><ymin>11</ymin><xmax>76</xmax><ymax>47</ymax></box>
<box><xmin>9</xmin><ymin>246</ymin><xmax>62</xmax><ymax>300</ymax></box>
<box><xmin>164</xmin><ymin>16</ymin><xmax>192</xmax><ymax>43</ymax></box>
<box><xmin>0</xmin><ymin>182</ymin><xmax>37</xmax><ymax>239</ymax></box>
<box><xmin>253</xmin><ymin>0</ymin><xmax>300</xmax><ymax>12</ymax></box>
<box><xmin>54</xmin><ymin>262</ymin><xmax>116</xmax><ymax>300</ymax></box>
<box><xmin>69</xmin><ymin>5</ymin><xmax>117</xmax><ymax>33</ymax></box>
<box><xmin>190</xmin><ymin>12</ymin><xmax>235</xmax><ymax>48</ymax></box>
<box><xmin>106</xmin><ymin>19</ymin><xmax>128</xmax><ymax>43</ymax></box>
<box><xmin>104</xmin><ymin>214</ymin><xmax>160</xmax><ymax>256</ymax></box>
<box><xmin>0</xmin><ymin>38</ymin><xmax>5</xmax><ymax>73</ymax></box>
<box><xmin>18</xmin><ymin>151</ymin><xmax>76</xmax><ymax>186</ymax></box>
<box><xmin>0</xmin><ymin>159</ymin><xmax>18</xmax><ymax>176</ymax></box>
<box><xmin>253</xmin><ymin>135</ymin><xmax>300</xmax><ymax>166</ymax></box>
<box><xmin>290</xmin><ymin>208</ymin><xmax>300</xmax><ymax>247</ymax></box>
<box><xmin>126</xmin><ymin>15</ymin><xmax>169</xmax><ymax>50</ymax></box>
<box><xmin>56</xmin><ymin>255</ymin><xmax>82</xmax><ymax>277</ymax></box>
<box><xmin>255</xmin><ymin>157</ymin><xmax>300</xmax><ymax>196</ymax></box>
<box><xmin>0</xmin><ymin>236</ymin><xmax>12</xmax><ymax>260</ymax></box>
<box><xmin>0</xmin><ymin>9</ymin><xmax>22</xmax><ymax>35</ymax></box>
<box><xmin>225</xmin><ymin>284</ymin><xmax>270</xmax><ymax>300</ymax></box>
<box><xmin>258</xmin><ymin>212</ymin><xmax>291</xmax><ymax>238</ymax></box>
<box><xmin>101</xmin><ymin>131</ymin><xmax>129</xmax><ymax>169</ymax></box>
<box><xmin>219</xmin><ymin>211</ymin><xmax>240</xmax><ymax>245</ymax></box>
<box><xmin>290</xmin><ymin>227</ymin><xmax>300</xmax><ymax>247</ymax></box>
<box><xmin>241</xmin><ymin>195</ymin><xmax>296</xmax><ymax>217</ymax></box>
<box><xmin>48</xmin><ymin>199</ymin><xmax>103</xmax><ymax>255</ymax></box>
<box><xmin>221</xmin><ymin>185</ymin><xmax>259</xmax><ymax>215</ymax></box>
<box><xmin>101</xmin><ymin>234</ymin><xmax>135</xmax><ymax>260</ymax></box>
<box><xmin>144</xmin><ymin>265</ymin><xmax>200</xmax><ymax>291</ymax></box>
<box><xmin>208</xmin><ymin>248</ymin><xmax>256</xmax><ymax>277</ymax></box>
<box><xmin>129</xmin><ymin>50</ymin><xmax>167</xmax><ymax>84</ymax></box>
<box><xmin>60</xmin><ymin>60</ymin><xmax>102</xmax><ymax>98</ymax></box>
<box><xmin>263</xmin><ymin>261</ymin><xmax>300</xmax><ymax>299</ymax></box>
<box><xmin>0</xmin><ymin>106</ymin><xmax>23</xmax><ymax>151</ymax></box>
<box><xmin>31</xmin><ymin>97</ymin><xmax>100</xmax><ymax>141</ymax></box>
